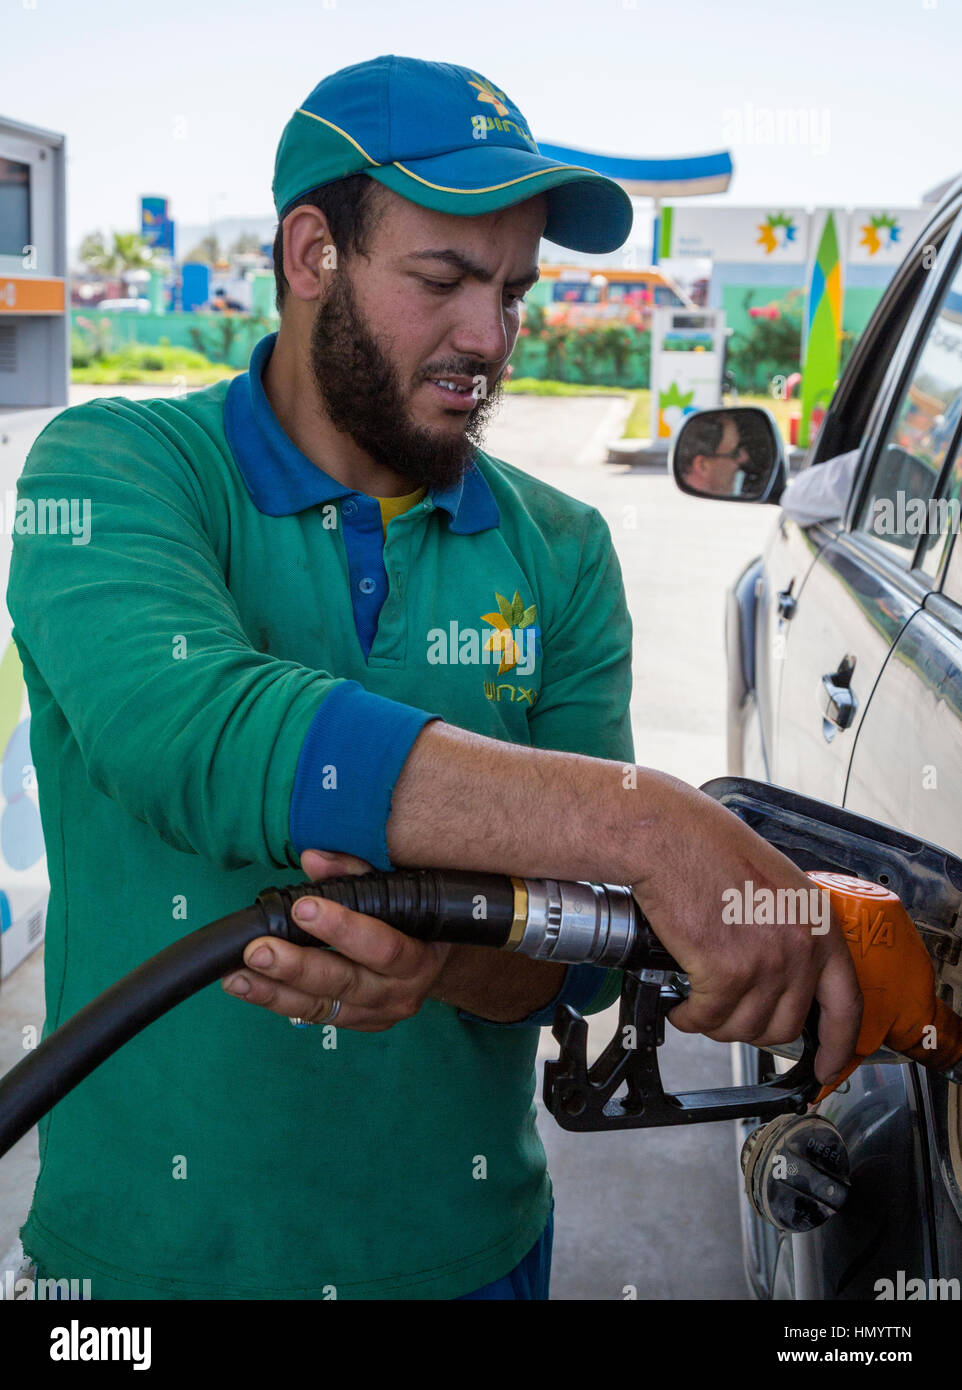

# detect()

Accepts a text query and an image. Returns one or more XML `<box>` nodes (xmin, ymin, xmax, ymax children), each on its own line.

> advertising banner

<box><xmin>800</xmin><ymin>208</ymin><xmax>844</xmax><ymax>448</ymax></box>
<box><xmin>660</xmin><ymin>206</ymin><xmax>810</xmax><ymax>264</ymax></box>
<box><xmin>141</xmin><ymin>196</ymin><xmax>175</xmax><ymax>256</ymax></box>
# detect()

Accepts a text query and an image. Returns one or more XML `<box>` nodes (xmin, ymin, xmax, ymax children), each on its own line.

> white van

<box><xmin>95</xmin><ymin>297</ymin><xmax>151</xmax><ymax>313</ymax></box>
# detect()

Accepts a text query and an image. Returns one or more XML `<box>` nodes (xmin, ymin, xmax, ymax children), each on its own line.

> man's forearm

<box><xmin>387</xmin><ymin>720</ymin><xmax>676</xmax><ymax>889</ymax></box>
<box><xmin>385</xmin><ymin>722</ymin><xmax>657</xmax><ymax>1020</ymax></box>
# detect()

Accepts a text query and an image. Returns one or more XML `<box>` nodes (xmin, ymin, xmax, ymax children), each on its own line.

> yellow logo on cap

<box><xmin>468</xmin><ymin>75</ymin><xmax>510</xmax><ymax>118</ymax></box>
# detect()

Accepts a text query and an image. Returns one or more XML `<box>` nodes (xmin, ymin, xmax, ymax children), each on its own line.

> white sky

<box><xmin>4</xmin><ymin>0</ymin><xmax>959</xmax><ymax>257</ymax></box>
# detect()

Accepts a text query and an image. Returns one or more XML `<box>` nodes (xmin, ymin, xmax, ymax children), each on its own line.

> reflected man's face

<box><xmin>691</xmin><ymin>415</ymin><xmax>749</xmax><ymax>495</ymax></box>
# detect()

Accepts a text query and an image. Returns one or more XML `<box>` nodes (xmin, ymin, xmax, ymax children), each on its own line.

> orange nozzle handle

<box><xmin>807</xmin><ymin>871</ymin><xmax>962</xmax><ymax>1102</ymax></box>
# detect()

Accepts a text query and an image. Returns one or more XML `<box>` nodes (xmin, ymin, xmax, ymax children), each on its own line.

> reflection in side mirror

<box><xmin>670</xmin><ymin>407</ymin><xmax>786</xmax><ymax>503</ymax></box>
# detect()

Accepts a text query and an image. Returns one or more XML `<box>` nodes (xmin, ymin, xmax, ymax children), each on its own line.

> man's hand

<box><xmin>221</xmin><ymin>849</ymin><xmax>452</xmax><ymax>1031</ymax></box>
<box><xmin>388</xmin><ymin>723</ymin><xmax>862</xmax><ymax>1086</ymax></box>
<box><xmin>627</xmin><ymin>777</ymin><xmax>863</xmax><ymax>1086</ymax></box>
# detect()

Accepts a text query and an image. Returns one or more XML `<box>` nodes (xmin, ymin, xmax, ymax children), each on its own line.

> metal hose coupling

<box><xmin>256</xmin><ymin>870</ymin><xmax>678</xmax><ymax>974</ymax></box>
<box><xmin>509</xmin><ymin>878</ymin><xmax>671</xmax><ymax>971</ymax></box>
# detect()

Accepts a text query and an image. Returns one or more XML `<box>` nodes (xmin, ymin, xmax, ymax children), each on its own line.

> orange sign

<box><xmin>0</xmin><ymin>277</ymin><xmax>66</xmax><ymax>314</ymax></box>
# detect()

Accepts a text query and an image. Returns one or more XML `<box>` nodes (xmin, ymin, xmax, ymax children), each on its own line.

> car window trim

<box><xmin>847</xmin><ymin>211</ymin><xmax>962</xmax><ymax>537</ymax></box>
<box><xmin>909</xmin><ymin>414</ymin><xmax>962</xmax><ymax>578</ymax></box>
<box><xmin>934</xmin><ymin>525</ymin><xmax>962</xmax><ymax>606</ymax></box>
<box><xmin>842</xmin><ymin>528</ymin><xmax>934</xmax><ymax>608</ymax></box>
<box><xmin>922</xmin><ymin>587</ymin><xmax>962</xmax><ymax>639</ymax></box>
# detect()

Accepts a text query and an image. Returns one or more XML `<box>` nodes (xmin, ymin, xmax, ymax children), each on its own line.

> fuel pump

<box><xmin>1</xmin><ymin>777</ymin><xmax>961</xmax><ymax>1239</ymax></box>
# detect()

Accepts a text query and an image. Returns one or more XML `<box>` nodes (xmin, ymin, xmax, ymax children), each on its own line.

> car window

<box><xmin>551</xmin><ymin>282</ymin><xmax>601</xmax><ymax>304</ymax></box>
<box><xmin>855</xmin><ymin>254</ymin><xmax>962</xmax><ymax>565</ymax></box>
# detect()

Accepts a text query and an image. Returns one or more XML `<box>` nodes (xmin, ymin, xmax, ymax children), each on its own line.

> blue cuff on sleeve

<box><xmin>290</xmin><ymin>680</ymin><xmax>441</xmax><ymax>871</ymax></box>
<box><xmin>457</xmin><ymin>963</ymin><xmax>614</xmax><ymax>1029</ymax></box>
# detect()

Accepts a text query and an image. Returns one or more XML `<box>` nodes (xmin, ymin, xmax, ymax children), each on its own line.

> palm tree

<box><xmin>229</xmin><ymin>232</ymin><xmax>263</xmax><ymax>256</ymax></box>
<box><xmin>181</xmin><ymin>236</ymin><xmax>221</xmax><ymax>266</ymax></box>
<box><xmin>78</xmin><ymin>231</ymin><xmax>155</xmax><ymax>279</ymax></box>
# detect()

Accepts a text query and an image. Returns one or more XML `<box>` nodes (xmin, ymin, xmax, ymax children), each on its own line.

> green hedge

<box><xmin>513</xmin><ymin>303</ymin><xmax>650</xmax><ymax>387</ymax></box>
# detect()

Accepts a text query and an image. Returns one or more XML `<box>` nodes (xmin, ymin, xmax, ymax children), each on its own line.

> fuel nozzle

<box><xmin>258</xmin><ymin>868</ymin><xmax>823</xmax><ymax>1131</ymax></box>
<box><xmin>263</xmin><ymin>865</ymin><xmax>962</xmax><ymax>1100</ymax></box>
<box><xmin>807</xmin><ymin>872</ymin><xmax>962</xmax><ymax>1100</ymax></box>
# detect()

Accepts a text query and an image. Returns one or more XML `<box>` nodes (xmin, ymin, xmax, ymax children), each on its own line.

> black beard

<box><xmin>307</xmin><ymin>267</ymin><xmax>505</xmax><ymax>493</ymax></box>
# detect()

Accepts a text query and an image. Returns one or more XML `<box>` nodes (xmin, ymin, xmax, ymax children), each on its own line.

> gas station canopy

<box><xmin>538</xmin><ymin>143</ymin><xmax>733</xmax><ymax>199</ymax></box>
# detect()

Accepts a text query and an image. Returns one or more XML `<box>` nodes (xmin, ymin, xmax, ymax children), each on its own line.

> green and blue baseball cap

<box><xmin>272</xmin><ymin>55</ymin><xmax>633</xmax><ymax>254</ymax></box>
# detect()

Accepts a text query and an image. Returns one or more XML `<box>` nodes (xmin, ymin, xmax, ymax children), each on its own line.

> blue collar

<box><xmin>224</xmin><ymin>333</ymin><xmax>500</xmax><ymax>534</ymax></box>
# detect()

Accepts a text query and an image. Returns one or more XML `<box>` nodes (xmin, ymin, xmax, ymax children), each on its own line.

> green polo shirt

<box><xmin>8</xmin><ymin>332</ymin><xmax>634</xmax><ymax>1300</ymax></box>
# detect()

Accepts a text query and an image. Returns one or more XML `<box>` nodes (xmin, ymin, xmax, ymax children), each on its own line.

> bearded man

<box><xmin>8</xmin><ymin>55</ymin><xmax>859</xmax><ymax>1300</ymax></box>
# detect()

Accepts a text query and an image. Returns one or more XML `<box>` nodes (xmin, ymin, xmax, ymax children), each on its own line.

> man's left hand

<box><xmin>221</xmin><ymin>849</ymin><xmax>453</xmax><ymax>1031</ymax></box>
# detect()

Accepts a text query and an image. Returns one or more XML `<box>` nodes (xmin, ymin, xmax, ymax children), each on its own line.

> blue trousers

<box><xmin>456</xmin><ymin>1206</ymin><xmax>554</xmax><ymax>1300</ymax></box>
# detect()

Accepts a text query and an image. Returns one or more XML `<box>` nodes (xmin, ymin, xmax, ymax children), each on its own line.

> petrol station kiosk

<box><xmin>0</xmin><ymin>115</ymin><xmax>68</xmax><ymax>982</ymax></box>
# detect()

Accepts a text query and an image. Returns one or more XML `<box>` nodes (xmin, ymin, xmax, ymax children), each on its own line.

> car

<box><xmin>670</xmin><ymin>173</ymin><xmax>962</xmax><ymax>1301</ymax></box>
<box><xmin>95</xmin><ymin>298</ymin><xmax>151</xmax><ymax>313</ymax></box>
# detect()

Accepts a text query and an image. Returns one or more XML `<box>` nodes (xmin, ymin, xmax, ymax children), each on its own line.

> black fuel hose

<box><xmin>0</xmin><ymin>870</ymin><xmax>522</xmax><ymax>1159</ymax></box>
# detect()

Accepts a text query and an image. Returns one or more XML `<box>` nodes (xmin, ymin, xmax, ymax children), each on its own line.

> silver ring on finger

<box><xmin>289</xmin><ymin>998</ymin><xmax>341</xmax><ymax>1027</ymax></box>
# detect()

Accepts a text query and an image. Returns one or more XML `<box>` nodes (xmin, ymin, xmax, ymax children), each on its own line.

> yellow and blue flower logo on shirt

<box><xmin>480</xmin><ymin>590</ymin><xmax>537</xmax><ymax>675</ymax></box>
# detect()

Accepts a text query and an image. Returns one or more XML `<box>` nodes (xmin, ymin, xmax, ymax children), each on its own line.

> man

<box><xmin>674</xmin><ymin>411</ymin><xmax>755</xmax><ymax>496</ymax></box>
<box><xmin>9</xmin><ymin>55</ymin><xmax>860</xmax><ymax>1300</ymax></box>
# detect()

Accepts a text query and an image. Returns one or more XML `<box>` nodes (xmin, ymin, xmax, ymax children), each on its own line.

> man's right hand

<box><xmin>626</xmin><ymin>776</ymin><xmax>862</xmax><ymax>1087</ymax></box>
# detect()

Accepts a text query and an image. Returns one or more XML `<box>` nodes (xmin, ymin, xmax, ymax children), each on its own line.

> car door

<box><xmin>769</xmin><ymin>211</ymin><xmax>962</xmax><ymax>806</ymax></box>
<box><xmin>842</xmin><ymin>513</ymin><xmax>962</xmax><ymax>1283</ymax></box>
<box><xmin>845</xmin><ymin>443</ymin><xmax>962</xmax><ymax>851</ymax></box>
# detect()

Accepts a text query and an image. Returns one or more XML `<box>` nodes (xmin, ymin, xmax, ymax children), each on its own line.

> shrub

<box><xmin>71</xmin><ymin>332</ymin><xmax>94</xmax><ymax>368</ymax></box>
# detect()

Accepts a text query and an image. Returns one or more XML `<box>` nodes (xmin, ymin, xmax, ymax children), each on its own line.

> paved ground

<box><xmin>482</xmin><ymin>394</ymin><xmax>776</xmax><ymax>1299</ymax></box>
<box><xmin>0</xmin><ymin>386</ymin><xmax>776</xmax><ymax>1298</ymax></box>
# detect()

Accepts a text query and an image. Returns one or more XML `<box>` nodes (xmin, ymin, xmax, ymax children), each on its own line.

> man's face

<box><xmin>691</xmin><ymin>414</ymin><xmax>748</xmax><ymax>495</ymax></box>
<box><xmin>307</xmin><ymin>186</ymin><xmax>546</xmax><ymax>491</ymax></box>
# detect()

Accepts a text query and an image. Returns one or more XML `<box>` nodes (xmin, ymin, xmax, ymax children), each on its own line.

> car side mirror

<box><xmin>670</xmin><ymin>407</ymin><xmax>787</xmax><ymax>504</ymax></box>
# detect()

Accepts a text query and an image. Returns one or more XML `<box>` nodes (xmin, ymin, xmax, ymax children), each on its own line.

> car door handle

<box><xmin>777</xmin><ymin>585</ymin><xmax>797</xmax><ymax>619</ymax></box>
<box><xmin>818</xmin><ymin>655</ymin><xmax>858</xmax><ymax>731</ymax></box>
